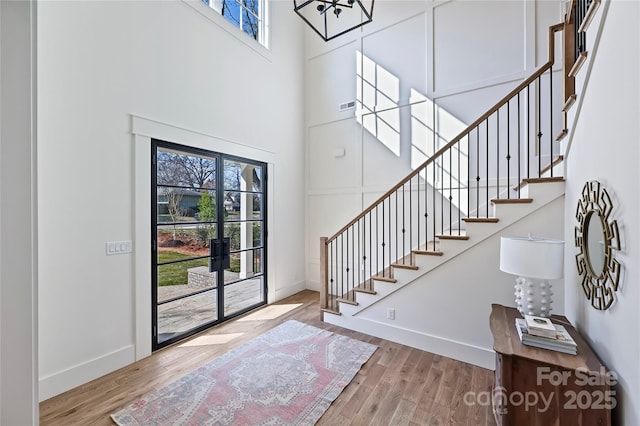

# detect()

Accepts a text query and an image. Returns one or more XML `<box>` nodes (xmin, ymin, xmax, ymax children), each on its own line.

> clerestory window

<box><xmin>203</xmin><ymin>0</ymin><xmax>267</xmax><ymax>46</ymax></box>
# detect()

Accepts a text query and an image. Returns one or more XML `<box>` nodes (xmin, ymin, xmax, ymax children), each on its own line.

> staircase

<box><xmin>317</xmin><ymin>14</ymin><xmax>592</xmax><ymax>367</ymax></box>
<box><xmin>322</xmin><ymin>174</ymin><xmax>565</xmax><ymax>368</ymax></box>
<box><xmin>329</xmin><ymin>177</ymin><xmax>565</xmax><ymax>316</ymax></box>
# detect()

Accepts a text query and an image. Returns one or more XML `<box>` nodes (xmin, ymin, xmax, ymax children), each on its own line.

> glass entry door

<box><xmin>152</xmin><ymin>140</ymin><xmax>267</xmax><ymax>350</ymax></box>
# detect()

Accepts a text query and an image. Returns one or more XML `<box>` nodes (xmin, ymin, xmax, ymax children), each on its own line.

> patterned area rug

<box><xmin>111</xmin><ymin>320</ymin><xmax>377</xmax><ymax>425</ymax></box>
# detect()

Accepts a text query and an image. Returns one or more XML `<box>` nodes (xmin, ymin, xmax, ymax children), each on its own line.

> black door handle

<box><xmin>209</xmin><ymin>237</ymin><xmax>231</xmax><ymax>272</ymax></box>
<box><xmin>222</xmin><ymin>237</ymin><xmax>231</xmax><ymax>269</ymax></box>
<box><xmin>209</xmin><ymin>238</ymin><xmax>220</xmax><ymax>272</ymax></box>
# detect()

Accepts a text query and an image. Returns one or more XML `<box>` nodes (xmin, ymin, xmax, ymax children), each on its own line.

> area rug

<box><xmin>111</xmin><ymin>320</ymin><xmax>377</xmax><ymax>425</ymax></box>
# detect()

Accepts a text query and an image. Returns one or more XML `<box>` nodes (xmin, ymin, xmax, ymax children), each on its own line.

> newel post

<box><xmin>319</xmin><ymin>237</ymin><xmax>328</xmax><ymax>321</ymax></box>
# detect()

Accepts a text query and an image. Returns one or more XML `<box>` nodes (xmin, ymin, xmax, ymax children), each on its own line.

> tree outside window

<box><xmin>202</xmin><ymin>0</ymin><xmax>265</xmax><ymax>43</ymax></box>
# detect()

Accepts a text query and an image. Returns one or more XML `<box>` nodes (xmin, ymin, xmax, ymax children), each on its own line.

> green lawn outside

<box><xmin>157</xmin><ymin>251</ymin><xmax>241</xmax><ymax>286</ymax></box>
<box><xmin>157</xmin><ymin>251</ymin><xmax>208</xmax><ymax>286</ymax></box>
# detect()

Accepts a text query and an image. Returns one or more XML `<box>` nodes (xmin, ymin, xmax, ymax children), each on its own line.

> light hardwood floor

<box><xmin>40</xmin><ymin>290</ymin><xmax>496</xmax><ymax>425</ymax></box>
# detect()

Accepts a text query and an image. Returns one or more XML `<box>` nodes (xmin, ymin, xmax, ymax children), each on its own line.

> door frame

<box><xmin>151</xmin><ymin>139</ymin><xmax>268</xmax><ymax>350</ymax></box>
<box><xmin>133</xmin><ymin>115</ymin><xmax>277</xmax><ymax>361</ymax></box>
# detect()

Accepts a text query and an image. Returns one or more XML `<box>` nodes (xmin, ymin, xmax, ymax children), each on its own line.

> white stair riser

<box><xmin>413</xmin><ymin>254</ymin><xmax>445</xmax><ymax>270</ymax></box>
<box><xmin>525</xmin><ymin>181</ymin><xmax>565</xmax><ymax>200</ymax></box>
<box><xmin>392</xmin><ymin>267</ymin><xmax>418</xmax><ymax>282</ymax></box>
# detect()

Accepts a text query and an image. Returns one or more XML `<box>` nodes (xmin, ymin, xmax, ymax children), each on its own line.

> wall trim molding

<box><xmin>1</xmin><ymin>0</ymin><xmax>39</xmax><ymax>422</ymax></box>
<box><xmin>39</xmin><ymin>345</ymin><xmax>135</xmax><ymax>402</ymax></box>
<box><xmin>274</xmin><ymin>280</ymin><xmax>307</xmax><ymax>302</ymax></box>
<box><xmin>325</xmin><ymin>314</ymin><xmax>495</xmax><ymax>369</ymax></box>
<box><xmin>131</xmin><ymin>115</ymin><xmax>276</xmax><ymax>160</ymax></box>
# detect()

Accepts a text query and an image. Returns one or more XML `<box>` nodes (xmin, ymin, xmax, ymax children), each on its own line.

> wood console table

<box><xmin>490</xmin><ymin>304</ymin><xmax>612</xmax><ymax>425</ymax></box>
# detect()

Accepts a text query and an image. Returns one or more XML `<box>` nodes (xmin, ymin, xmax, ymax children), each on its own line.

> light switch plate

<box><xmin>106</xmin><ymin>240</ymin><xmax>133</xmax><ymax>255</ymax></box>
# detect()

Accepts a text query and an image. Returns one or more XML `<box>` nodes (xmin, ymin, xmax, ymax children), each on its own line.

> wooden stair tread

<box><xmin>569</xmin><ymin>51</ymin><xmax>588</xmax><ymax>77</ymax></box>
<box><xmin>391</xmin><ymin>262</ymin><xmax>419</xmax><ymax>270</ymax></box>
<box><xmin>512</xmin><ymin>156</ymin><xmax>565</xmax><ymax>191</ymax></box>
<box><xmin>354</xmin><ymin>287</ymin><xmax>376</xmax><ymax>295</ymax></box>
<box><xmin>555</xmin><ymin>129</ymin><xmax>568</xmax><ymax>141</ymax></box>
<box><xmin>413</xmin><ymin>249</ymin><xmax>443</xmax><ymax>256</ymax></box>
<box><xmin>336</xmin><ymin>297</ymin><xmax>358</xmax><ymax>306</ymax></box>
<box><xmin>522</xmin><ymin>177</ymin><xmax>565</xmax><ymax>184</ymax></box>
<box><xmin>540</xmin><ymin>155</ymin><xmax>564</xmax><ymax>175</ymax></box>
<box><xmin>577</xmin><ymin>0</ymin><xmax>601</xmax><ymax>33</ymax></box>
<box><xmin>462</xmin><ymin>217</ymin><xmax>499</xmax><ymax>223</ymax></box>
<box><xmin>321</xmin><ymin>308</ymin><xmax>341</xmax><ymax>316</ymax></box>
<box><xmin>417</xmin><ymin>241</ymin><xmax>440</xmax><ymax>251</ymax></box>
<box><xmin>563</xmin><ymin>94</ymin><xmax>577</xmax><ymax>112</ymax></box>
<box><xmin>491</xmin><ymin>198</ymin><xmax>533</xmax><ymax>204</ymax></box>
<box><xmin>436</xmin><ymin>234</ymin><xmax>469</xmax><ymax>241</ymax></box>
<box><xmin>372</xmin><ymin>275</ymin><xmax>397</xmax><ymax>283</ymax></box>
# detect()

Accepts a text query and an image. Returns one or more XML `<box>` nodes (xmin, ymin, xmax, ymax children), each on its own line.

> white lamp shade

<box><xmin>500</xmin><ymin>236</ymin><xmax>564</xmax><ymax>279</ymax></box>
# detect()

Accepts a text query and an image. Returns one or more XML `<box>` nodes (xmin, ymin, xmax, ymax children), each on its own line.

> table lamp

<box><xmin>500</xmin><ymin>235</ymin><xmax>564</xmax><ymax>317</ymax></box>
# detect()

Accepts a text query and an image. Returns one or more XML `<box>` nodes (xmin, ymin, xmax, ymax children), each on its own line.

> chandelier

<box><xmin>293</xmin><ymin>0</ymin><xmax>375</xmax><ymax>42</ymax></box>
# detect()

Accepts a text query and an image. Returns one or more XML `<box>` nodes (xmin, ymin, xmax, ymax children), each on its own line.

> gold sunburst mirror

<box><xmin>575</xmin><ymin>181</ymin><xmax>621</xmax><ymax>310</ymax></box>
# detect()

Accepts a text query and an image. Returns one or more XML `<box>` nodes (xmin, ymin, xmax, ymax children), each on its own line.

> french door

<box><xmin>152</xmin><ymin>140</ymin><xmax>267</xmax><ymax>350</ymax></box>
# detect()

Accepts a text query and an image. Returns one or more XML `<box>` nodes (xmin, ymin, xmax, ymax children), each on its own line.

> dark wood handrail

<box><xmin>566</xmin><ymin>0</ymin><xmax>577</xmax><ymax>23</ymax></box>
<box><xmin>327</xmin><ymin>23</ymin><xmax>565</xmax><ymax>244</ymax></box>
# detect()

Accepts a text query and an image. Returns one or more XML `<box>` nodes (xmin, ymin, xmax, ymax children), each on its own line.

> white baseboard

<box><xmin>273</xmin><ymin>280</ymin><xmax>307</xmax><ymax>302</ymax></box>
<box><xmin>305</xmin><ymin>279</ymin><xmax>320</xmax><ymax>292</ymax></box>
<box><xmin>324</xmin><ymin>314</ymin><xmax>495</xmax><ymax>370</ymax></box>
<box><xmin>39</xmin><ymin>344</ymin><xmax>135</xmax><ymax>402</ymax></box>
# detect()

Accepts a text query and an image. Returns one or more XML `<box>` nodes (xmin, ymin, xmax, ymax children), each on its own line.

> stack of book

<box><xmin>515</xmin><ymin>315</ymin><xmax>578</xmax><ymax>355</ymax></box>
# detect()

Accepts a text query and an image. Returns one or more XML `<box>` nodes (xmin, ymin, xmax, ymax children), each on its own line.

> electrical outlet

<box><xmin>386</xmin><ymin>308</ymin><xmax>395</xmax><ymax>320</ymax></box>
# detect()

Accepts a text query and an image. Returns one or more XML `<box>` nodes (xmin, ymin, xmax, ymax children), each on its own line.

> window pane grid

<box><xmin>153</xmin><ymin>139</ymin><xmax>267</xmax><ymax>350</ymax></box>
<box><xmin>204</xmin><ymin>0</ymin><xmax>264</xmax><ymax>45</ymax></box>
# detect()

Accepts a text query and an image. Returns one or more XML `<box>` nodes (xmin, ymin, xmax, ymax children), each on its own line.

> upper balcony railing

<box><xmin>567</xmin><ymin>0</ymin><xmax>601</xmax><ymax>80</ymax></box>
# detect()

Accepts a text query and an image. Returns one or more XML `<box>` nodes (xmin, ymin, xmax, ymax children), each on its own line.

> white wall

<box><xmin>38</xmin><ymin>0</ymin><xmax>305</xmax><ymax>400</ymax></box>
<box><xmin>563</xmin><ymin>1</ymin><xmax>640</xmax><ymax>424</ymax></box>
<box><xmin>305</xmin><ymin>0</ymin><xmax>564</xmax><ymax>290</ymax></box>
<box><xmin>0</xmin><ymin>0</ymin><xmax>39</xmax><ymax>423</ymax></box>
